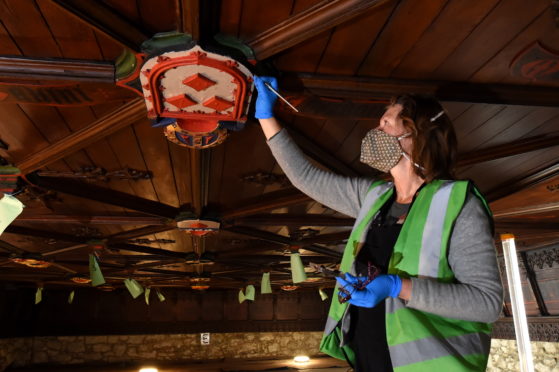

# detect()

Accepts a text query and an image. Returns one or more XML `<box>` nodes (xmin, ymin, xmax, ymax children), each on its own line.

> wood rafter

<box><xmin>15</xmin><ymin>214</ymin><xmax>169</xmax><ymax>225</ymax></box>
<box><xmin>222</xmin><ymin>188</ymin><xmax>311</xmax><ymax>219</ymax></box>
<box><xmin>458</xmin><ymin>133</ymin><xmax>559</xmax><ymax>167</ymax></box>
<box><xmin>297</xmin><ymin>231</ymin><xmax>350</xmax><ymax>246</ymax></box>
<box><xmin>495</xmin><ymin>221</ymin><xmax>559</xmax><ymax>231</ymax></box>
<box><xmin>231</xmin><ymin>214</ymin><xmax>354</xmax><ymax>227</ymax></box>
<box><xmin>493</xmin><ymin>202</ymin><xmax>559</xmax><ymax>218</ymax></box>
<box><xmin>291</xmin><ymin>73</ymin><xmax>559</xmax><ymax>106</ymax></box>
<box><xmin>487</xmin><ymin>162</ymin><xmax>559</xmax><ymax>202</ymax></box>
<box><xmin>224</xmin><ymin>226</ymin><xmax>342</xmax><ymax>258</ymax></box>
<box><xmin>17</xmin><ymin>99</ymin><xmax>146</xmax><ymax>174</ymax></box>
<box><xmin>28</xmin><ymin>175</ymin><xmax>179</xmax><ymax>219</ymax></box>
<box><xmin>178</xmin><ymin>0</ymin><xmax>200</xmax><ymax>40</ymax></box>
<box><xmin>51</xmin><ymin>0</ymin><xmax>150</xmax><ymax>52</ymax></box>
<box><xmin>4</xmin><ymin>225</ymin><xmax>85</xmax><ymax>243</ymax></box>
<box><xmin>107</xmin><ymin>225</ymin><xmax>177</xmax><ymax>241</ymax></box>
<box><xmin>248</xmin><ymin>0</ymin><xmax>387</xmax><ymax>60</ymax></box>
<box><xmin>109</xmin><ymin>243</ymin><xmax>189</xmax><ymax>260</ymax></box>
<box><xmin>0</xmin><ymin>56</ymin><xmax>114</xmax><ymax>83</ymax></box>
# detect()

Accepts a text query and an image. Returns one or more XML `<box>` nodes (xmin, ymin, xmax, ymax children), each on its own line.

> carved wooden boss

<box><xmin>117</xmin><ymin>32</ymin><xmax>255</xmax><ymax>149</ymax></box>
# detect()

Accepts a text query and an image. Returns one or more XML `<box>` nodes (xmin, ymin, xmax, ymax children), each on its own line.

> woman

<box><xmin>253</xmin><ymin>76</ymin><xmax>503</xmax><ymax>372</ymax></box>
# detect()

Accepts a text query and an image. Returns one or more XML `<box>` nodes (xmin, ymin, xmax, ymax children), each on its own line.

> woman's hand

<box><xmin>336</xmin><ymin>273</ymin><xmax>402</xmax><ymax>308</ymax></box>
<box><xmin>254</xmin><ymin>76</ymin><xmax>278</xmax><ymax>119</ymax></box>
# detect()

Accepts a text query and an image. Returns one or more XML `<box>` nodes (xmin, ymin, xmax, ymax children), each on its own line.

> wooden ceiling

<box><xmin>0</xmin><ymin>0</ymin><xmax>558</xmax><ymax>310</ymax></box>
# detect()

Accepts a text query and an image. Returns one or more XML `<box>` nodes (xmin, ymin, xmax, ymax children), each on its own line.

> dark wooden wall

<box><xmin>0</xmin><ymin>287</ymin><xmax>329</xmax><ymax>337</ymax></box>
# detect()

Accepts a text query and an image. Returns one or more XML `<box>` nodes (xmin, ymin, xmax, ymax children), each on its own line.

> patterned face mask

<box><xmin>360</xmin><ymin>129</ymin><xmax>411</xmax><ymax>172</ymax></box>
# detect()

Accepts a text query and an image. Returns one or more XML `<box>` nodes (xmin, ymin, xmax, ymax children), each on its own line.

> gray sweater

<box><xmin>268</xmin><ymin>128</ymin><xmax>503</xmax><ymax>323</ymax></box>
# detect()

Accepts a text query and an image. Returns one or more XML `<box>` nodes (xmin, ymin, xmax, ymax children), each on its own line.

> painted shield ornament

<box><xmin>116</xmin><ymin>32</ymin><xmax>254</xmax><ymax>149</ymax></box>
<box><xmin>510</xmin><ymin>41</ymin><xmax>559</xmax><ymax>82</ymax></box>
<box><xmin>176</xmin><ymin>213</ymin><xmax>221</xmax><ymax>237</ymax></box>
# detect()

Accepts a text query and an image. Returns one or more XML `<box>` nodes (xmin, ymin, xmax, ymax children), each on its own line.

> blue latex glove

<box><xmin>336</xmin><ymin>273</ymin><xmax>402</xmax><ymax>308</ymax></box>
<box><xmin>253</xmin><ymin>76</ymin><xmax>278</xmax><ymax>119</ymax></box>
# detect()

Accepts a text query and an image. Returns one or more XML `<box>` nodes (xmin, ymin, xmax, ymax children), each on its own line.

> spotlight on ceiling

<box><xmin>139</xmin><ymin>367</ymin><xmax>158</xmax><ymax>372</ymax></box>
<box><xmin>293</xmin><ymin>355</ymin><xmax>310</xmax><ymax>364</ymax></box>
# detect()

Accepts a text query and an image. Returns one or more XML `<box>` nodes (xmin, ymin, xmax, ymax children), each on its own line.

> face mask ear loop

<box><xmin>402</xmin><ymin>152</ymin><xmax>425</xmax><ymax>170</ymax></box>
<box><xmin>397</xmin><ymin>132</ymin><xmax>411</xmax><ymax>141</ymax></box>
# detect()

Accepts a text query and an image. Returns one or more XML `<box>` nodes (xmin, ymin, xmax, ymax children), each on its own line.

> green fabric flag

<box><xmin>238</xmin><ymin>289</ymin><xmax>246</xmax><ymax>304</ymax></box>
<box><xmin>319</xmin><ymin>288</ymin><xmax>329</xmax><ymax>301</ymax></box>
<box><xmin>124</xmin><ymin>278</ymin><xmax>144</xmax><ymax>298</ymax></box>
<box><xmin>245</xmin><ymin>285</ymin><xmax>255</xmax><ymax>301</ymax></box>
<box><xmin>260</xmin><ymin>272</ymin><xmax>272</xmax><ymax>294</ymax></box>
<box><xmin>68</xmin><ymin>290</ymin><xmax>75</xmax><ymax>304</ymax></box>
<box><xmin>290</xmin><ymin>252</ymin><xmax>307</xmax><ymax>283</ymax></box>
<box><xmin>35</xmin><ymin>287</ymin><xmax>43</xmax><ymax>305</ymax></box>
<box><xmin>89</xmin><ymin>254</ymin><xmax>105</xmax><ymax>287</ymax></box>
<box><xmin>156</xmin><ymin>289</ymin><xmax>165</xmax><ymax>302</ymax></box>
<box><xmin>145</xmin><ymin>287</ymin><xmax>151</xmax><ymax>305</ymax></box>
<box><xmin>0</xmin><ymin>194</ymin><xmax>24</xmax><ymax>236</ymax></box>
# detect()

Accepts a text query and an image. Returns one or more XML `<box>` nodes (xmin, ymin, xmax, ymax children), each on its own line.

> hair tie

<box><xmin>430</xmin><ymin>110</ymin><xmax>445</xmax><ymax>122</ymax></box>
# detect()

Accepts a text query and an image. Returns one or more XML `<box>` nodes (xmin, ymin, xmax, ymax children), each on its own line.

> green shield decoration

<box><xmin>290</xmin><ymin>252</ymin><xmax>307</xmax><ymax>283</ymax></box>
<box><xmin>124</xmin><ymin>278</ymin><xmax>144</xmax><ymax>298</ymax></box>
<box><xmin>261</xmin><ymin>272</ymin><xmax>272</xmax><ymax>294</ymax></box>
<box><xmin>35</xmin><ymin>287</ymin><xmax>43</xmax><ymax>305</ymax></box>
<box><xmin>89</xmin><ymin>254</ymin><xmax>105</xmax><ymax>287</ymax></box>
<box><xmin>319</xmin><ymin>288</ymin><xmax>329</xmax><ymax>301</ymax></box>
<box><xmin>245</xmin><ymin>285</ymin><xmax>255</xmax><ymax>301</ymax></box>
<box><xmin>145</xmin><ymin>287</ymin><xmax>151</xmax><ymax>305</ymax></box>
<box><xmin>238</xmin><ymin>289</ymin><xmax>246</xmax><ymax>304</ymax></box>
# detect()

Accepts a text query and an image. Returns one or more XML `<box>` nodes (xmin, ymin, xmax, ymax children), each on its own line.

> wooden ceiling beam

<box><xmin>495</xmin><ymin>221</ymin><xmax>559</xmax><ymax>231</ymax></box>
<box><xmin>106</xmin><ymin>225</ymin><xmax>176</xmax><ymax>241</ymax></box>
<box><xmin>28</xmin><ymin>175</ymin><xmax>179</xmax><ymax>219</ymax></box>
<box><xmin>298</xmin><ymin>231</ymin><xmax>350</xmax><ymax>246</ymax></box>
<box><xmin>17</xmin><ymin>99</ymin><xmax>146</xmax><ymax>174</ymax></box>
<box><xmin>224</xmin><ymin>226</ymin><xmax>342</xmax><ymax>258</ymax></box>
<box><xmin>178</xmin><ymin>0</ymin><xmax>200</xmax><ymax>40</ymax></box>
<box><xmin>291</xmin><ymin>73</ymin><xmax>559</xmax><ymax>107</ymax></box>
<box><xmin>0</xmin><ymin>56</ymin><xmax>114</xmax><ymax>83</ymax></box>
<box><xmin>0</xmin><ymin>240</ymin><xmax>25</xmax><ymax>255</ymax></box>
<box><xmin>232</xmin><ymin>214</ymin><xmax>354</xmax><ymax>227</ymax></box>
<box><xmin>222</xmin><ymin>188</ymin><xmax>311</xmax><ymax>219</ymax></box>
<box><xmin>108</xmin><ymin>243</ymin><xmax>189</xmax><ymax>260</ymax></box>
<box><xmin>15</xmin><ymin>214</ymin><xmax>169</xmax><ymax>225</ymax></box>
<box><xmin>487</xmin><ymin>162</ymin><xmax>559</xmax><ymax>202</ymax></box>
<box><xmin>4</xmin><ymin>225</ymin><xmax>84</xmax><ymax>243</ymax></box>
<box><xmin>51</xmin><ymin>0</ymin><xmax>150</xmax><ymax>52</ymax></box>
<box><xmin>248</xmin><ymin>0</ymin><xmax>387</xmax><ymax>60</ymax></box>
<box><xmin>458</xmin><ymin>133</ymin><xmax>559</xmax><ymax>167</ymax></box>
<box><xmin>493</xmin><ymin>202</ymin><xmax>559</xmax><ymax>218</ymax></box>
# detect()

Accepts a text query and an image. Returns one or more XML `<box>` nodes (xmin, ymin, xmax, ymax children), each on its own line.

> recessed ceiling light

<box><xmin>139</xmin><ymin>368</ymin><xmax>158</xmax><ymax>372</ymax></box>
<box><xmin>293</xmin><ymin>355</ymin><xmax>310</xmax><ymax>363</ymax></box>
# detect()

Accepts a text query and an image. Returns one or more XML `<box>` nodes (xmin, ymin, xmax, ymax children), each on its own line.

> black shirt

<box><xmin>348</xmin><ymin>198</ymin><xmax>410</xmax><ymax>372</ymax></box>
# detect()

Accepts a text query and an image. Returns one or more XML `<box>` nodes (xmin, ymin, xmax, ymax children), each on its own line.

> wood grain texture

<box><xmin>17</xmin><ymin>99</ymin><xmax>146</xmax><ymax>174</ymax></box>
<box><xmin>358</xmin><ymin>0</ymin><xmax>448</xmax><ymax>77</ymax></box>
<box><xmin>433</xmin><ymin>0</ymin><xmax>549</xmax><ymax>81</ymax></box>
<box><xmin>248</xmin><ymin>0</ymin><xmax>388</xmax><ymax>60</ymax></box>
<box><xmin>392</xmin><ymin>0</ymin><xmax>501</xmax><ymax>78</ymax></box>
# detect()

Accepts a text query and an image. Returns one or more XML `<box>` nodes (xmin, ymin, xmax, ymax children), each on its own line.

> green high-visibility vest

<box><xmin>320</xmin><ymin>179</ymin><xmax>493</xmax><ymax>371</ymax></box>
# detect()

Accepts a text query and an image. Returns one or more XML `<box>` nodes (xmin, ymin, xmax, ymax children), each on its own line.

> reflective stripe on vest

<box><xmin>389</xmin><ymin>332</ymin><xmax>491</xmax><ymax>369</ymax></box>
<box><xmin>418</xmin><ymin>181</ymin><xmax>454</xmax><ymax>278</ymax></box>
<box><xmin>386</xmin><ymin>180</ymin><xmax>491</xmax><ymax>371</ymax></box>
